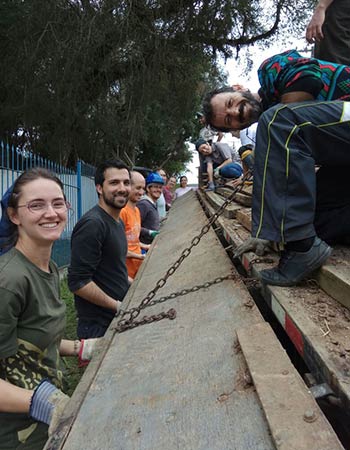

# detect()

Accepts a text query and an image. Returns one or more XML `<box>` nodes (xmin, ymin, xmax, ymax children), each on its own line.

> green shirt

<box><xmin>0</xmin><ymin>248</ymin><xmax>66</xmax><ymax>447</ymax></box>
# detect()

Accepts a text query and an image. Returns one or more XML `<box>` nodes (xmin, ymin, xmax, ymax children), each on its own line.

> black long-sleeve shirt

<box><xmin>68</xmin><ymin>205</ymin><xmax>128</xmax><ymax>325</ymax></box>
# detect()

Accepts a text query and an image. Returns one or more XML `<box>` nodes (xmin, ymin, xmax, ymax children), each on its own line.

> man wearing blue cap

<box><xmin>138</xmin><ymin>172</ymin><xmax>164</xmax><ymax>245</ymax></box>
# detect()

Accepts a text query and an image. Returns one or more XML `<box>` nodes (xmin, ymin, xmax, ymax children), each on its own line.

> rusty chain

<box><xmin>115</xmin><ymin>274</ymin><xmax>235</xmax><ymax>332</ymax></box>
<box><xmin>115</xmin><ymin>173</ymin><xmax>252</xmax><ymax>333</ymax></box>
<box><xmin>246</xmin><ymin>257</ymin><xmax>275</xmax><ymax>275</ymax></box>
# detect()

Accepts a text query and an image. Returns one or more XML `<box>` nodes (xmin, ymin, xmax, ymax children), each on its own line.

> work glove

<box><xmin>213</xmin><ymin>168</ymin><xmax>220</xmax><ymax>178</ymax></box>
<box><xmin>149</xmin><ymin>230</ymin><xmax>160</xmax><ymax>240</ymax></box>
<box><xmin>29</xmin><ymin>380</ymin><xmax>70</xmax><ymax>436</ymax></box>
<box><xmin>78</xmin><ymin>338</ymin><xmax>100</xmax><ymax>367</ymax></box>
<box><xmin>233</xmin><ymin>237</ymin><xmax>271</xmax><ymax>259</ymax></box>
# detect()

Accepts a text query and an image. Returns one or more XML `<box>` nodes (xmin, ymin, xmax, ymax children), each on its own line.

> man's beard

<box><xmin>103</xmin><ymin>191</ymin><xmax>128</xmax><ymax>210</ymax></box>
<box><xmin>241</xmin><ymin>92</ymin><xmax>263</xmax><ymax>128</ymax></box>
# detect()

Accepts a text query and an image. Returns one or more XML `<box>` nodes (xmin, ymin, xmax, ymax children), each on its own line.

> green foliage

<box><xmin>0</xmin><ymin>0</ymin><xmax>315</xmax><ymax>173</ymax></box>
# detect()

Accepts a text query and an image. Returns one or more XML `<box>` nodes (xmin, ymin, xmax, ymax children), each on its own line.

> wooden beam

<box><xmin>197</xmin><ymin>190</ymin><xmax>350</xmax><ymax>412</ymax></box>
<box><xmin>235</xmin><ymin>208</ymin><xmax>252</xmax><ymax>232</ymax></box>
<box><xmin>237</xmin><ymin>322</ymin><xmax>344</xmax><ymax>450</ymax></box>
<box><xmin>48</xmin><ymin>191</ymin><xmax>277</xmax><ymax>450</ymax></box>
<box><xmin>216</xmin><ymin>187</ymin><xmax>252</xmax><ymax>206</ymax></box>
<box><xmin>204</xmin><ymin>191</ymin><xmax>241</xmax><ymax>218</ymax></box>
<box><xmin>317</xmin><ymin>252</ymin><xmax>350</xmax><ymax>310</ymax></box>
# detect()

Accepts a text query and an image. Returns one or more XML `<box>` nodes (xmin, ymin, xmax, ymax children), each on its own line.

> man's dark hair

<box><xmin>94</xmin><ymin>159</ymin><xmax>130</xmax><ymax>186</ymax></box>
<box><xmin>202</xmin><ymin>86</ymin><xmax>236</xmax><ymax>132</ymax></box>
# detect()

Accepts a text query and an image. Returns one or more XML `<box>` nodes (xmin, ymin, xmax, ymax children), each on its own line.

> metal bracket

<box><xmin>309</xmin><ymin>382</ymin><xmax>333</xmax><ymax>399</ymax></box>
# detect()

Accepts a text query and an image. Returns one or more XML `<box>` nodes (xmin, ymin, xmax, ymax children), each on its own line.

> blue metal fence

<box><xmin>0</xmin><ymin>142</ymin><xmax>97</xmax><ymax>267</ymax></box>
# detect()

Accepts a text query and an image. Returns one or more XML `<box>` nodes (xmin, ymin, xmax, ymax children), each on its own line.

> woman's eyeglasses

<box><xmin>17</xmin><ymin>200</ymin><xmax>71</xmax><ymax>214</ymax></box>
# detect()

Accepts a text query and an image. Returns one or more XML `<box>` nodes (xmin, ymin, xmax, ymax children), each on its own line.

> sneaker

<box><xmin>205</xmin><ymin>181</ymin><xmax>215</xmax><ymax>192</ymax></box>
<box><xmin>259</xmin><ymin>237</ymin><xmax>332</xmax><ymax>287</ymax></box>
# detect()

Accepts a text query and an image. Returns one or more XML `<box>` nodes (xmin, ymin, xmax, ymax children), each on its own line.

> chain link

<box><xmin>116</xmin><ymin>173</ymin><xmax>252</xmax><ymax>332</ymax></box>
<box><xmin>115</xmin><ymin>275</ymin><xmax>235</xmax><ymax>332</ymax></box>
<box><xmin>247</xmin><ymin>257</ymin><xmax>275</xmax><ymax>275</ymax></box>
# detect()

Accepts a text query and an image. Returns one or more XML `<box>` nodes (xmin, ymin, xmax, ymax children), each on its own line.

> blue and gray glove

<box><xmin>30</xmin><ymin>380</ymin><xmax>70</xmax><ymax>435</ymax></box>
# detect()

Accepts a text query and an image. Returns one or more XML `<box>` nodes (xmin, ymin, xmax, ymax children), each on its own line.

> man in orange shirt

<box><xmin>120</xmin><ymin>171</ymin><xmax>149</xmax><ymax>281</ymax></box>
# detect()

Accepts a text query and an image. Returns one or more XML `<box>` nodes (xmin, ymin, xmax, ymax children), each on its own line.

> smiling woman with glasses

<box><xmin>0</xmin><ymin>168</ymin><xmax>99</xmax><ymax>449</ymax></box>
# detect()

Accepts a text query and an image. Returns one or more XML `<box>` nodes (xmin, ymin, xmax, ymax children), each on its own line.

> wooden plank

<box><xmin>241</xmin><ymin>183</ymin><xmax>253</xmax><ymax>196</ymax></box>
<box><xmin>236</xmin><ymin>208</ymin><xmax>252</xmax><ymax>232</ymax></box>
<box><xmin>317</xmin><ymin>248</ymin><xmax>350</xmax><ymax>310</ymax></box>
<box><xmin>215</xmin><ymin>187</ymin><xmax>252</xmax><ymax>206</ymax></box>
<box><xmin>50</xmin><ymin>191</ymin><xmax>276</xmax><ymax>450</ymax></box>
<box><xmin>237</xmin><ymin>322</ymin><xmax>344</xmax><ymax>450</ymax></box>
<box><xmin>205</xmin><ymin>190</ymin><xmax>241</xmax><ymax>218</ymax></box>
<box><xmin>197</xmin><ymin>191</ymin><xmax>350</xmax><ymax>412</ymax></box>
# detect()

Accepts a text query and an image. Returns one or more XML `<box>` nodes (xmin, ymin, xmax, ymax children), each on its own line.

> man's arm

<box><xmin>306</xmin><ymin>0</ymin><xmax>334</xmax><ymax>43</ymax></box>
<box><xmin>216</xmin><ymin>158</ymin><xmax>232</xmax><ymax>171</ymax></box>
<box><xmin>68</xmin><ymin>215</ymin><xmax>120</xmax><ymax>312</ymax></box>
<box><xmin>126</xmin><ymin>250</ymin><xmax>145</xmax><ymax>260</ymax></box>
<box><xmin>138</xmin><ymin>201</ymin><xmax>151</xmax><ymax>239</ymax></box>
<box><xmin>207</xmin><ymin>161</ymin><xmax>214</xmax><ymax>182</ymax></box>
<box><xmin>73</xmin><ymin>281</ymin><xmax>120</xmax><ymax>312</ymax></box>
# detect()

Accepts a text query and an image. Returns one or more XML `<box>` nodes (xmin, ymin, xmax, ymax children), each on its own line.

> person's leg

<box><xmin>252</xmin><ymin>101</ymin><xmax>350</xmax><ymax>243</ymax></box>
<box><xmin>315</xmin><ymin>205</ymin><xmax>350</xmax><ymax>244</ymax></box>
<box><xmin>219</xmin><ymin>162</ymin><xmax>243</xmax><ymax>179</ymax></box>
<box><xmin>252</xmin><ymin>101</ymin><xmax>350</xmax><ymax>285</ymax></box>
<box><xmin>314</xmin><ymin>0</ymin><xmax>350</xmax><ymax>66</ymax></box>
<box><xmin>315</xmin><ymin>166</ymin><xmax>350</xmax><ymax>244</ymax></box>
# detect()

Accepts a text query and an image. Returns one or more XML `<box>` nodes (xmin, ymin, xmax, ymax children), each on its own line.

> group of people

<box><xmin>200</xmin><ymin>6</ymin><xmax>350</xmax><ymax>286</ymax></box>
<box><xmin>1</xmin><ymin>1</ymin><xmax>349</xmax><ymax>446</ymax></box>
<box><xmin>0</xmin><ymin>160</ymin><xmax>193</xmax><ymax>448</ymax></box>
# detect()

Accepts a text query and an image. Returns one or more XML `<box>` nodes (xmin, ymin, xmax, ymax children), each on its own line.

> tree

<box><xmin>0</xmin><ymin>0</ymin><xmax>315</xmax><ymax>172</ymax></box>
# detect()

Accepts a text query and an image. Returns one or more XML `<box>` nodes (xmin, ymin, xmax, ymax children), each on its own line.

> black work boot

<box><xmin>259</xmin><ymin>237</ymin><xmax>332</xmax><ymax>286</ymax></box>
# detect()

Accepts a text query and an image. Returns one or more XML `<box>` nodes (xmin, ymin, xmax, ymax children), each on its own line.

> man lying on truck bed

<box><xmin>202</xmin><ymin>49</ymin><xmax>350</xmax><ymax>287</ymax></box>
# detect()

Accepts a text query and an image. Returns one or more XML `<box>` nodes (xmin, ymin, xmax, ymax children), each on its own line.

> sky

<box><xmin>185</xmin><ymin>37</ymin><xmax>311</xmax><ymax>184</ymax></box>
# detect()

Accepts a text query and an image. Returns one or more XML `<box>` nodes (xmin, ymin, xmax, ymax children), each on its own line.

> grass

<box><xmin>60</xmin><ymin>277</ymin><xmax>86</xmax><ymax>396</ymax></box>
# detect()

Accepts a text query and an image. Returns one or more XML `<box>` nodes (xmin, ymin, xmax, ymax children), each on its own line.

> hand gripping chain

<box><xmin>115</xmin><ymin>172</ymin><xmax>252</xmax><ymax>332</ymax></box>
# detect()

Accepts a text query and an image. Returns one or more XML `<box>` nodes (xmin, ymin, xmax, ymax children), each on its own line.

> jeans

<box><xmin>218</xmin><ymin>162</ymin><xmax>243</xmax><ymax>179</ymax></box>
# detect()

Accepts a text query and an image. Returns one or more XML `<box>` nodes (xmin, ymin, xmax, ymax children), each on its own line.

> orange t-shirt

<box><xmin>120</xmin><ymin>204</ymin><xmax>143</xmax><ymax>279</ymax></box>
